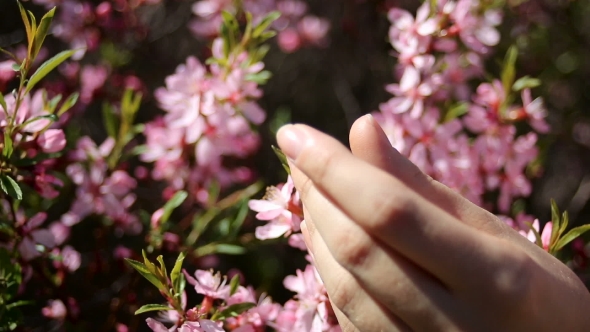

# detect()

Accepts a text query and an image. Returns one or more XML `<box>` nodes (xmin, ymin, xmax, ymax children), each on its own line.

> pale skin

<box><xmin>276</xmin><ymin>114</ymin><xmax>590</xmax><ymax>332</ymax></box>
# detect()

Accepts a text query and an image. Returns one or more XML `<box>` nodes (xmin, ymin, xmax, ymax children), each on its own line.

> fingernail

<box><xmin>301</xmin><ymin>220</ymin><xmax>314</xmax><ymax>252</ymax></box>
<box><xmin>277</xmin><ymin>124</ymin><xmax>308</xmax><ymax>160</ymax></box>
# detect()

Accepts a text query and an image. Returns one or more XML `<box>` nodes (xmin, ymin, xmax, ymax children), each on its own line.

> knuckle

<box><xmin>370</xmin><ymin>188</ymin><xmax>412</xmax><ymax>232</ymax></box>
<box><xmin>491</xmin><ymin>250</ymin><xmax>535</xmax><ymax>304</ymax></box>
<box><xmin>331</xmin><ymin>229</ymin><xmax>375</xmax><ymax>270</ymax></box>
<box><xmin>327</xmin><ymin>273</ymin><xmax>356</xmax><ymax>312</ymax></box>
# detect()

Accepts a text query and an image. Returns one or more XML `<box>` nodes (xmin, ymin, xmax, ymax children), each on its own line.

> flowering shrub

<box><xmin>1</xmin><ymin>0</ymin><xmax>590</xmax><ymax>331</ymax></box>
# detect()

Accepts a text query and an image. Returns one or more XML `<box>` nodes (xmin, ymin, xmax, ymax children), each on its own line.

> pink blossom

<box><xmin>183</xmin><ymin>269</ymin><xmax>230</xmax><ymax>300</ymax></box>
<box><xmin>17</xmin><ymin>212</ymin><xmax>56</xmax><ymax>261</ymax></box>
<box><xmin>249</xmin><ymin>176</ymin><xmax>302</xmax><ymax>240</ymax></box>
<box><xmin>42</xmin><ymin>299</ymin><xmax>67</xmax><ymax>320</ymax></box>
<box><xmin>37</xmin><ymin>129</ymin><xmax>66</xmax><ymax>153</ymax></box>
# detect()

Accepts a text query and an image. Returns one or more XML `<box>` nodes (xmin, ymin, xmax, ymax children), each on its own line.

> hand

<box><xmin>276</xmin><ymin>115</ymin><xmax>590</xmax><ymax>332</ymax></box>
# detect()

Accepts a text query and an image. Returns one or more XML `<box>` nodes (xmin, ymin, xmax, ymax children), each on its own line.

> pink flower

<box><xmin>42</xmin><ymin>299</ymin><xmax>67</xmax><ymax>320</ymax></box>
<box><xmin>17</xmin><ymin>212</ymin><xmax>56</xmax><ymax>261</ymax></box>
<box><xmin>249</xmin><ymin>176</ymin><xmax>302</xmax><ymax>240</ymax></box>
<box><xmin>183</xmin><ymin>269</ymin><xmax>230</xmax><ymax>300</ymax></box>
<box><xmin>521</xmin><ymin>88</ymin><xmax>549</xmax><ymax>133</ymax></box>
<box><xmin>37</xmin><ymin>129</ymin><xmax>66</xmax><ymax>153</ymax></box>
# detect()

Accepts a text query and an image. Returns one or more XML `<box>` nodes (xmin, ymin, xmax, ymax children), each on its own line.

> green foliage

<box><xmin>0</xmin><ymin>175</ymin><xmax>22</xmax><ymax>201</ymax></box>
<box><xmin>0</xmin><ymin>248</ymin><xmax>29</xmax><ymax>331</ymax></box>
<box><xmin>126</xmin><ymin>251</ymin><xmax>187</xmax><ymax>317</ymax></box>
<box><xmin>271</xmin><ymin>145</ymin><xmax>291</xmax><ymax>175</ymax></box>
<box><xmin>25</xmin><ymin>49</ymin><xmax>77</xmax><ymax>94</ymax></box>
<box><xmin>527</xmin><ymin>200</ymin><xmax>590</xmax><ymax>255</ymax></box>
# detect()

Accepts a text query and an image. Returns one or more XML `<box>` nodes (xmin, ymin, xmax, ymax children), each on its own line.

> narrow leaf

<box><xmin>0</xmin><ymin>92</ymin><xmax>7</xmax><ymax>114</ymax></box>
<box><xmin>32</xmin><ymin>7</ymin><xmax>55</xmax><ymax>60</ymax></box>
<box><xmin>161</xmin><ymin>191</ymin><xmax>188</xmax><ymax>224</ymax></box>
<box><xmin>134</xmin><ymin>304</ymin><xmax>173</xmax><ymax>315</ymax></box>
<box><xmin>17</xmin><ymin>1</ymin><xmax>33</xmax><ymax>47</ymax></box>
<box><xmin>57</xmin><ymin>92</ymin><xmax>79</xmax><ymax>116</ymax></box>
<box><xmin>553</xmin><ymin>225</ymin><xmax>590</xmax><ymax>252</ymax></box>
<box><xmin>512</xmin><ymin>76</ymin><xmax>541</xmax><ymax>91</ymax></box>
<box><xmin>271</xmin><ymin>145</ymin><xmax>291</xmax><ymax>175</ymax></box>
<box><xmin>253</xmin><ymin>11</ymin><xmax>281</xmax><ymax>38</ymax></box>
<box><xmin>102</xmin><ymin>103</ymin><xmax>119</xmax><ymax>138</ymax></box>
<box><xmin>0</xmin><ymin>175</ymin><xmax>22</xmax><ymax>200</ymax></box>
<box><xmin>559</xmin><ymin>211</ymin><xmax>569</xmax><ymax>236</ymax></box>
<box><xmin>217</xmin><ymin>303</ymin><xmax>256</xmax><ymax>320</ymax></box>
<box><xmin>170</xmin><ymin>252</ymin><xmax>186</xmax><ymax>294</ymax></box>
<box><xmin>550</xmin><ymin>199</ymin><xmax>561</xmax><ymax>246</ymax></box>
<box><xmin>501</xmin><ymin>46</ymin><xmax>518</xmax><ymax>97</ymax></box>
<box><xmin>229</xmin><ymin>274</ymin><xmax>240</xmax><ymax>296</ymax></box>
<box><xmin>142</xmin><ymin>250</ymin><xmax>159</xmax><ymax>276</ymax></box>
<box><xmin>3</xmin><ymin>131</ymin><xmax>13</xmax><ymax>158</ymax></box>
<box><xmin>124</xmin><ymin>258</ymin><xmax>166</xmax><ymax>291</ymax></box>
<box><xmin>47</xmin><ymin>94</ymin><xmax>63</xmax><ymax>113</ymax></box>
<box><xmin>26</xmin><ymin>50</ymin><xmax>76</xmax><ymax>94</ymax></box>
<box><xmin>444</xmin><ymin>102</ymin><xmax>469</xmax><ymax>122</ymax></box>
<box><xmin>156</xmin><ymin>255</ymin><xmax>167</xmax><ymax>281</ymax></box>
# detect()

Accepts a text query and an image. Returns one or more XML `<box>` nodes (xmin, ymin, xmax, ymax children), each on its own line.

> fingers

<box><xmin>300</xmin><ymin>217</ymin><xmax>411</xmax><ymax>332</ymax></box>
<box><xmin>348</xmin><ymin>114</ymin><xmax>508</xmax><ymax>237</ymax></box>
<box><xmin>298</xmin><ymin>179</ymin><xmax>461</xmax><ymax>331</ymax></box>
<box><xmin>348</xmin><ymin>115</ymin><xmax>550</xmax><ymax>262</ymax></box>
<box><xmin>277</xmin><ymin>124</ymin><xmax>522</xmax><ymax>292</ymax></box>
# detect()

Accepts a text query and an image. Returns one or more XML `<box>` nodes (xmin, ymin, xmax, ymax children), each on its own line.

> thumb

<box><xmin>349</xmin><ymin>114</ymin><xmax>507</xmax><ymax>236</ymax></box>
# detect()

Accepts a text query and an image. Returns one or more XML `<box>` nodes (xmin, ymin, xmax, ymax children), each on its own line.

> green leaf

<box><xmin>134</xmin><ymin>304</ymin><xmax>173</xmax><ymax>315</ymax></box>
<box><xmin>57</xmin><ymin>92</ymin><xmax>79</xmax><ymax>116</ymax></box>
<box><xmin>271</xmin><ymin>145</ymin><xmax>291</xmax><ymax>175</ymax></box>
<box><xmin>26</xmin><ymin>50</ymin><xmax>76</xmax><ymax>94</ymax></box>
<box><xmin>258</xmin><ymin>31</ymin><xmax>277</xmax><ymax>42</ymax></box>
<box><xmin>124</xmin><ymin>258</ymin><xmax>166</xmax><ymax>291</ymax></box>
<box><xmin>17</xmin><ymin>1</ymin><xmax>33</xmax><ymax>49</ymax></box>
<box><xmin>512</xmin><ymin>76</ymin><xmax>541</xmax><ymax>91</ymax></box>
<box><xmin>245</xmin><ymin>70</ymin><xmax>272</xmax><ymax>84</ymax></box>
<box><xmin>0</xmin><ymin>92</ymin><xmax>7</xmax><ymax>114</ymax></box>
<box><xmin>501</xmin><ymin>46</ymin><xmax>518</xmax><ymax>97</ymax></box>
<box><xmin>553</xmin><ymin>225</ymin><xmax>590</xmax><ymax>252</ymax></box>
<box><xmin>216</xmin><ymin>302</ymin><xmax>256</xmax><ymax>320</ymax></box>
<box><xmin>3</xmin><ymin>131</ymin><xmax>13</xmax><ymax>158</ymax></box>
<box><xmin>19</xmin><ymin>113</ymin><xmax>58</xmax><ymax>129</ymax></box>
<box><xmin>229</xmin><ymin>274</ymin><xmax>240</xmax><ymax>296</ymax></box>
<box><xmin>160</xmin><ymin>191</ymin><xmax>188</xmax><ymax>224</ymax></box>
<box><xmin>195</xmin><ymin>243</ymin><xmax>246</xmax><ymax>257</ymax></box>
<box><xmin>0</xmin><ymin>175</ymin><xmax>22</xmax><ymax>200</ymax></box>
<box><xmin>47</xmin><ymin>94</ymin><xmax>63</xmax><ymax>113</ymax></box>
<box><xmin>170</xmin><ymin>252</ymin><xmax>186</xmax><ymax>295</ymax></box>
<box><xmin>253</xmin><ymin>11</ymin><xmax>281</xmax><ymax>38</ymax></box>
<box><xmin>558</xmin><ymin>211</ymin><xmax>569</xmax><ymax>240</ymax></box>
<box><xmin>142</xmin><ymin>250</ymin><xmax>159</xmax><ymax>276</ymax></box>
<box><xmin>229</xmin><ymin>200</ymin><xmax>250</xmax><ymax>238</ymax></box>
<box><xmin>5</xmin><ymin>300</ymin><xmax>34</xmax><ymax>310</ymax></box>
<box><xmin>550</xmin><ymin>199</ymin><xmax>561</xmax><ymax>247</ymax></box>
<box><xmin>102</xmin><ymin>103</ymin><xmax>119</xmax><ymax>138</ymax></box>
<box><xmin>0</xmin><ymin>248</ymin><xmax>22</xmax><ymax>301</ymax></box>
<box><xmin>444</xmin><ymin>102</ymin><xmax>469</xmax><ymax>122</ymax></box>
<box><xmin>32</xmin><ymin>7</ymin><xmax>55</xmax><ymax>60</ymax></box>
<box><xmin>156</xmin><ymin>255</ymin><xmax>167</xmax><ymax>281</ymax></box>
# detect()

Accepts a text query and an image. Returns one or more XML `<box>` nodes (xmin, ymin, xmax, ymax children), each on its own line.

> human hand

<box><xmin>276</xmin><ymin>115</ymin><xmax>590</xmax><ymax>331</ymax></box>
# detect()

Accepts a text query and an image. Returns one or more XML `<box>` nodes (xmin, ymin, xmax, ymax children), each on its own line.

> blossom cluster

<box><xmin>374</xmin><ymin>0</ymin><xmax>548</xmax><ymax>213</ymax></box>
<box><xmin>190</xmin><ymin>0</ymin><xmax>330</xmax><ymax>53</ymax></box>
<box><xmin>140</xmin><ymin>39</ymin><xmax>266</xmax><ymax>204</ymax></box>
